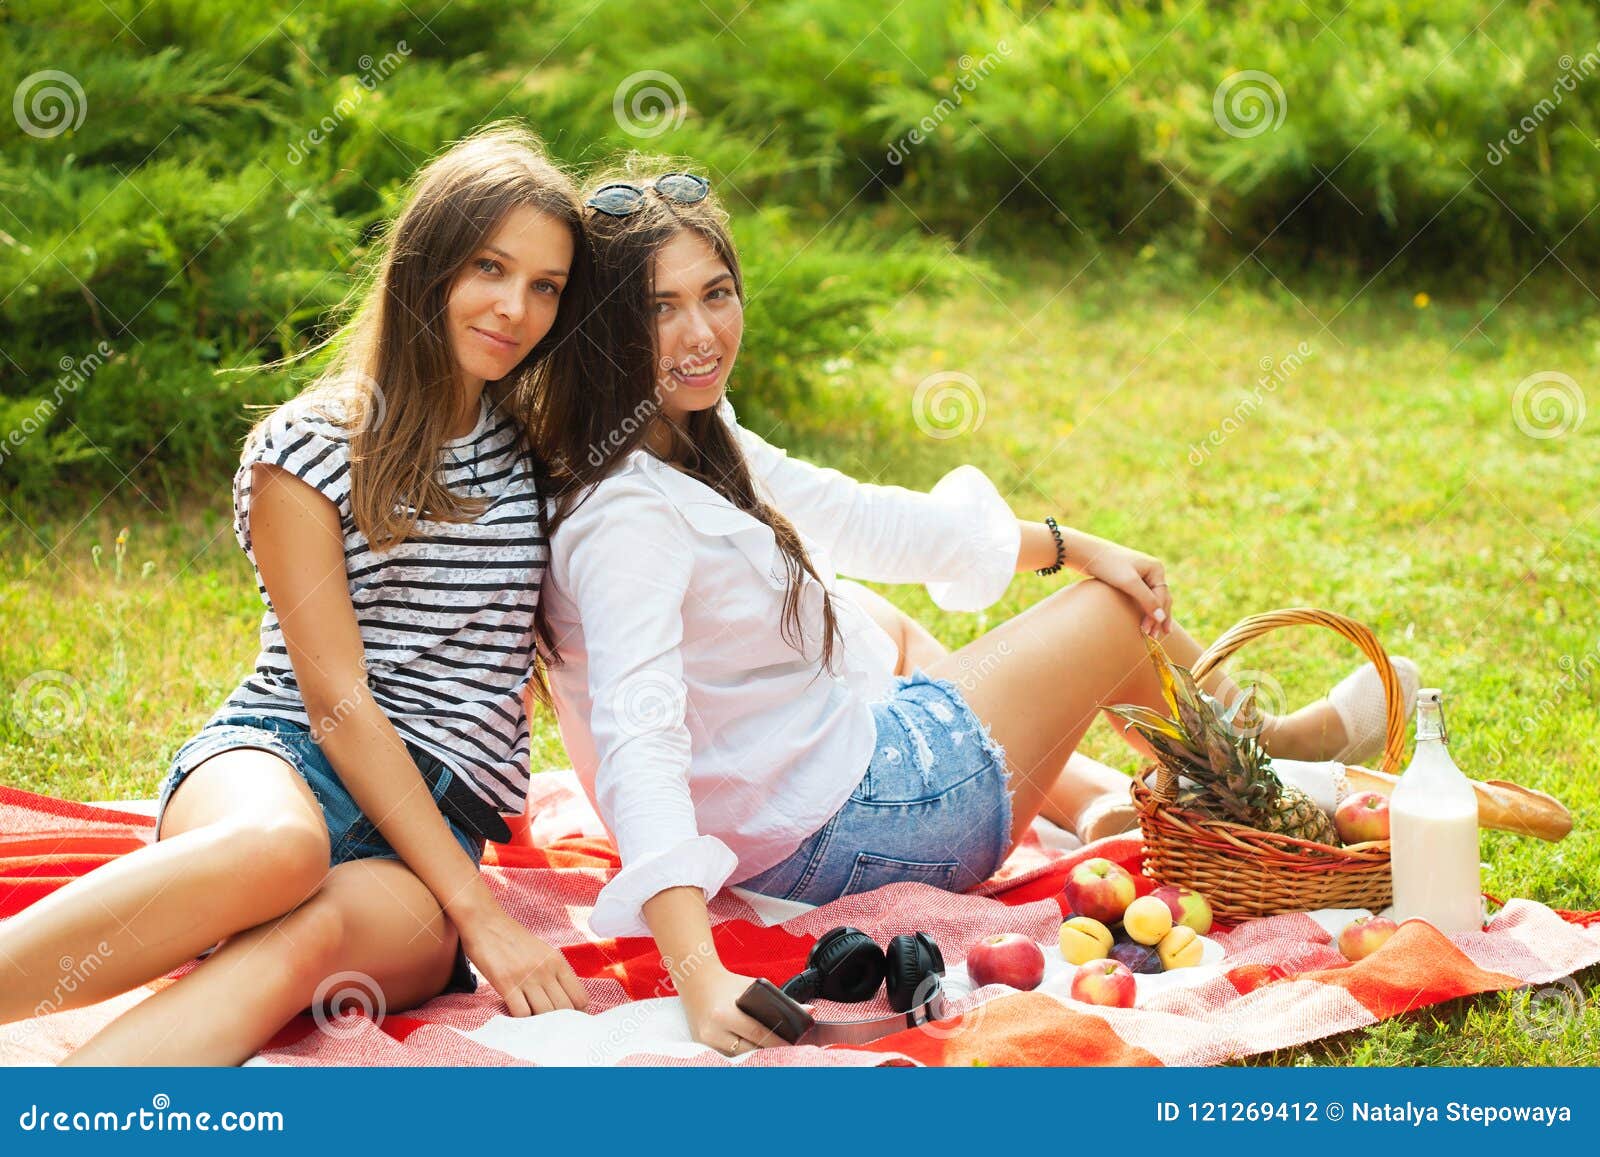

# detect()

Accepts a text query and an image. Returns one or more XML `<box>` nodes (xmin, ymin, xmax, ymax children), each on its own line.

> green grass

<box><xmin>3</xmin><ymin>249</ymin><xmax>1596</xmax><ymax>1063</ymax></box>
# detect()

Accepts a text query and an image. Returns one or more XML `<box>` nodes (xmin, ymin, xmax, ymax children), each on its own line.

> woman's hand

<box><xmin>677</xmin><ymin>964</ymin><xmax>792</xmax><ymax>1057</ymax></box>
<box><xmin>1080</xmin><ymin>541</ymin><xmax>1172</xmax><ymax>639</ymax></box>
<box><xmin>456</xmin><ymin>907</ymin><xmax>590</xmax><ymax>1017</ymax></box>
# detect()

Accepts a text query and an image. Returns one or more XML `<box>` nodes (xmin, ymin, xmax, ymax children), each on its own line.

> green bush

<box><xmin>3</xmin><ymin>0</ymin><xmax>1595</xmax><ymax>498</ymax></box>
<box><xmin>527</xmin><ymin>0</ymin><xmax>1600</xmax><ymax>259</ymax></box>
<box><xmin>1</xmin><ymin>0</ymin><xmax>956</xmax><ymax>498</ymax></box>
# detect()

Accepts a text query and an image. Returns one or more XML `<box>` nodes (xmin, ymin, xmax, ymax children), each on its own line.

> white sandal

<box><xmin>1327</xmin><ymin>656</ymin><xmax>1420</xmax><ymax>766</ymax></box>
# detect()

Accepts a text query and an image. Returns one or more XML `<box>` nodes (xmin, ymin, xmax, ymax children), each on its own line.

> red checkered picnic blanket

<box><xmin>3</xmin><ymin>775</ymin><xmax>1596</xmax><ymax>1066</ymax></box>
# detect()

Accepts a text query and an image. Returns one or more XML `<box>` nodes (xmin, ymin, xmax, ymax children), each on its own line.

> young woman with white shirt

<box><xmin>529</xmin><ymin>171</ymin><xmax>1416</xmax><ymax>1057</ymax></box>
<box><xmin>0</xmin><ymin>126</ymin><xmax>590</xmax><ymax>1062</ymax></box>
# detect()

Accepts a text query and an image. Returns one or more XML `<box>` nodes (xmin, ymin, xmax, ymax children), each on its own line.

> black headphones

<box><xmin>782</xmin><ymin>927</ymin><xmax>944</xmax><ymax>1011</ymax></box>
<box><xmin>740</xmin><ymin>926</ymin><xmax>948</xmax><ymax>1046</ymax></box>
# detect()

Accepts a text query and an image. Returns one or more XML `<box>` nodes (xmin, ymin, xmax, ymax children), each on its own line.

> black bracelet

<box><xmin>1036</xmin><ymin>516</ymin><xmax>1066</xmax><ymax>576</ymax></box>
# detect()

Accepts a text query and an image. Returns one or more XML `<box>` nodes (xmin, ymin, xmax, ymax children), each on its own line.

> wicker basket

<box><xmin>1130</xmin><ymin>608</ymin><xmax>1408</xmax><ymax>920</ymax></box>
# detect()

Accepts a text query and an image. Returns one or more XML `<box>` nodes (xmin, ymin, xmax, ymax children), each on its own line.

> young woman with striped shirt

<box><xmin>0</xmin><ymin>125</ymin><xmax>590</xmax><ymax>1063</ymax></box>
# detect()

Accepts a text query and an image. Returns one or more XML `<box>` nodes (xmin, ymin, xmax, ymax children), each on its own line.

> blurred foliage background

<box><xmin>3</xmin><ymin>0</ymin><xmax>1598</xmax><ymax>498</ymax></box>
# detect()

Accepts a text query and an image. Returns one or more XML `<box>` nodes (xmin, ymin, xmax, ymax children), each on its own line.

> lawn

<box><xmin>3</xmin><ymin>250</ymin><xmax>1595</xmax><ymax>1063</ymax></box>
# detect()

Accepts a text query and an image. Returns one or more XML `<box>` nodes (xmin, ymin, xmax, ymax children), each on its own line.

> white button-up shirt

<box><xmin>544</xmin><ymin>402</ymin><xmax>1020</xmax><ymax>937</ymax></box>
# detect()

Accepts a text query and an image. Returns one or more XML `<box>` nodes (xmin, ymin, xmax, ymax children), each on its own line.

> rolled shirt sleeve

<box><xmin>556</xmin><ymin>481</ymin><xmax>739</xmax><ymax>938</ymax></box>
<box><xmin>726</xmin><ymin>403</ymin><xmax>1021</xmax><ymax>611</ymax></box>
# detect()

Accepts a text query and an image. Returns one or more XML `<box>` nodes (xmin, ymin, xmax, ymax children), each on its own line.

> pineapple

<box><xmin>1109</xmin><ymin>636</ymin><xmax>1341</xmax><ymax>848</ymax></box>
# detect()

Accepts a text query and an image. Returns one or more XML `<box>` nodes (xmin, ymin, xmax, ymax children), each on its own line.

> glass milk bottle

<box><xmin>1389</xmin><ymin>689</ymin><xmax>1484</xmax><ymax>934</ymax></box>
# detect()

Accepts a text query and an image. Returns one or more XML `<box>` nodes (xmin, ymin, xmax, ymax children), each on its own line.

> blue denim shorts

<box><xmin>736</xmin><ymin>671</ymin><xmax>1014</xmax><ymax>906</ymax></box>
<box><xmin>156</xmin><ymin>713</ymin><xmax>486</xmax><ymax>995</ymax></box>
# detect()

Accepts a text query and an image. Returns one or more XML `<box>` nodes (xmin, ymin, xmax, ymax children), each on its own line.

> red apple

<box><xmin>1069</xmin><ymin>959</ymin><xmax>1137</xmax><ymax>1009</ymax></box>
<box><xmin>1063</xmin><ymin>858</ymin><xmax>1138</xmax><ymax>925</ymax></box>
<box><xmin>1335</xmin><ymin>791</ymin><xmax>1391</xmax><ymax>844</ymax></box>
<box><xmin>1149</xmin><ymin>884</ymin><xmax>1214</xmax><ymax>936</ymax></box>
<box><xmin>966</xmin><ymin>933</ymin><xmax>1046</xmax><ymax>991</ymax></box>
<box><xmin>1338</xmin><ymin>915</ymin><xmax>1398</xmax><ymax>962</ymax></box>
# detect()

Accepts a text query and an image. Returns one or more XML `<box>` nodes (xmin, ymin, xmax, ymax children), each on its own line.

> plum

<box><xmin>1109</xmin><ymin>940</ymin><xmax>1162</xmax><ymax>975</ymax></box>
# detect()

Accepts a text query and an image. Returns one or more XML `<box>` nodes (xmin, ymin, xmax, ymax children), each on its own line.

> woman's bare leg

<box><xmin>838</xmin><ymin>581</ymin><xmax>946</xmax><ymax>677</ymax></box>
<box><xmin>842</xmin><ymin>581</ymin><xmax>1138</xmax><ymax>839</ymax></box>
<box><xmin>62</xmin><ymin>857</ymin><xmax>461</xmax><ymax>1066</ymax></box>
<box><xmin>924</xmin><ymin>579</ymin><xmax>1350</xmax><ymax>849</ymax></box>
<box><xmin>0</xmin><ymin>749</ymin><xmax>331</xmax><ymax>1025</ymax></box>
<box><xmin>1106</xmin><ymin>617</ymin><xmax>1353</xmax><ymax>762</ymax></box>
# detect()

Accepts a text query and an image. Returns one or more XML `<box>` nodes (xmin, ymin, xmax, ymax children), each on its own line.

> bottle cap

<box><xmin>1416</xmin><ymin>688</ymin><xmax>1443</xmax><ymax>704</ymax></box>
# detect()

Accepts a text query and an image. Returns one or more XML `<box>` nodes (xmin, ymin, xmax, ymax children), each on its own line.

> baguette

<box><xmin>1343</xmin><ymin>765</ymin><xmax>1573</xmax><ymax>842</ymax></box>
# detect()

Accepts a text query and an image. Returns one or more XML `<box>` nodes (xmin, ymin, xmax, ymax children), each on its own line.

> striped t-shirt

<box><xmin>217</xmin><ymin>395</ymin><xmax>544</xmax><ymax>836</ymax></box>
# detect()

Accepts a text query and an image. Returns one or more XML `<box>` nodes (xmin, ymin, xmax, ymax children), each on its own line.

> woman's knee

<box><xmin>312</xmin><ymin>862</ymin><xmax>458</xmax><ymax>1011</ymax></box>
<box><xmin>1044</xmin><ymin>577</ymin><xmax>1144</xmax><ymax>630</ymax></box>
<box><xmin>258</xmin><ymin>897</ymin><xmax>348</xmax><ymax>1002</ymax></box>
<box><xmin>158</xmin><ymin>752</ymin><xmax>330</xmax><ymax>910</ymax></box>
<box><xmin>219</xmin><ymin>817</ymin><xmax>331</xmax><ymax>911</ymax></box>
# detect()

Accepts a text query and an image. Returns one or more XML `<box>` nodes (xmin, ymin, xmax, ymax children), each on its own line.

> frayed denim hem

<box><xmin>898</xmin><ymin>667</ymin><xmax>1015</xmax><ymax>871</ymax></box>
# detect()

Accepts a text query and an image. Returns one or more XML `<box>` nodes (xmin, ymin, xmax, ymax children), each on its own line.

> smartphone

<box><xmin>735</xmin><ymin>978</ymin><xmax>816</xmax><ymax>1044</ymax></box>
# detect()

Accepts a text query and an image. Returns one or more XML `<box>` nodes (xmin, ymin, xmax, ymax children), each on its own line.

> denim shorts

<box><xmin>156</xmin><ymin>713</ymin><xmax>486</xmax><ymax>995</ymax></box>
<box><xmin>736</xmin><ymin>671</ymin><xmax>1014</xmax><ymax>906</ymax></box>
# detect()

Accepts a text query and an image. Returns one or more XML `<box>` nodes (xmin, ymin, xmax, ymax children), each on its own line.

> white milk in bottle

<box><xmin>1389</xmin><ymin>688</ymin><xmax>1483</xmax><ymax>934</ymax></box>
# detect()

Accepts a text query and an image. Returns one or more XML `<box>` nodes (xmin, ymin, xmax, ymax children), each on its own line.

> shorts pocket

<box><xmin>843</xmin><ymin>851</ymin><xmax>959</xmax><ymax>896</ymax></box>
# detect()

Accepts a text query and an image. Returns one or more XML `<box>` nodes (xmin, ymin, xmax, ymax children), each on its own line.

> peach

<box><xmin>1058</xmin><ymin>916</ymin><xmax>1114</xmax><ymax>965</ymax></box>
<box><xmin>1122</xmin><ymin>895</ymin><xmax>1174</xmax><ymax>946</ymax></box>
<box><xmin>1157</xmin><ymin>925</ymin><xmax>1204</xmax><ymax>970</ymax></box>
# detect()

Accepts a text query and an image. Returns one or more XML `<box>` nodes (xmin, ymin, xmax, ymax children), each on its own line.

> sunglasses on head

<box><xmin>585</xmin><ymin>173</ymin><xmax>710</xmax><ymax>217</ymax></box>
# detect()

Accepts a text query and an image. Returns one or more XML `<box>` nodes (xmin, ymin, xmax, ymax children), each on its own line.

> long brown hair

<box><xmin>251</xmin><ymin>121</ymin><xmax>585</xmax><ymax>548</ymax></box>
<box><xmin>530</xmin><ymin>163</ymin><xmax>839</xmax><ymax>681</ymax></box>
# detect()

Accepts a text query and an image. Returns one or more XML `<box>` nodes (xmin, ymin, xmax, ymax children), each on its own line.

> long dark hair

<box><xmin>530</xmin><ymin>164</ymin><xmax>839</xmax><ymax>685</ymax></box>
<box><xmin>250</xmin><ymin>121</ymin><xmax>585</xmax><ymax>549</ymax></box>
